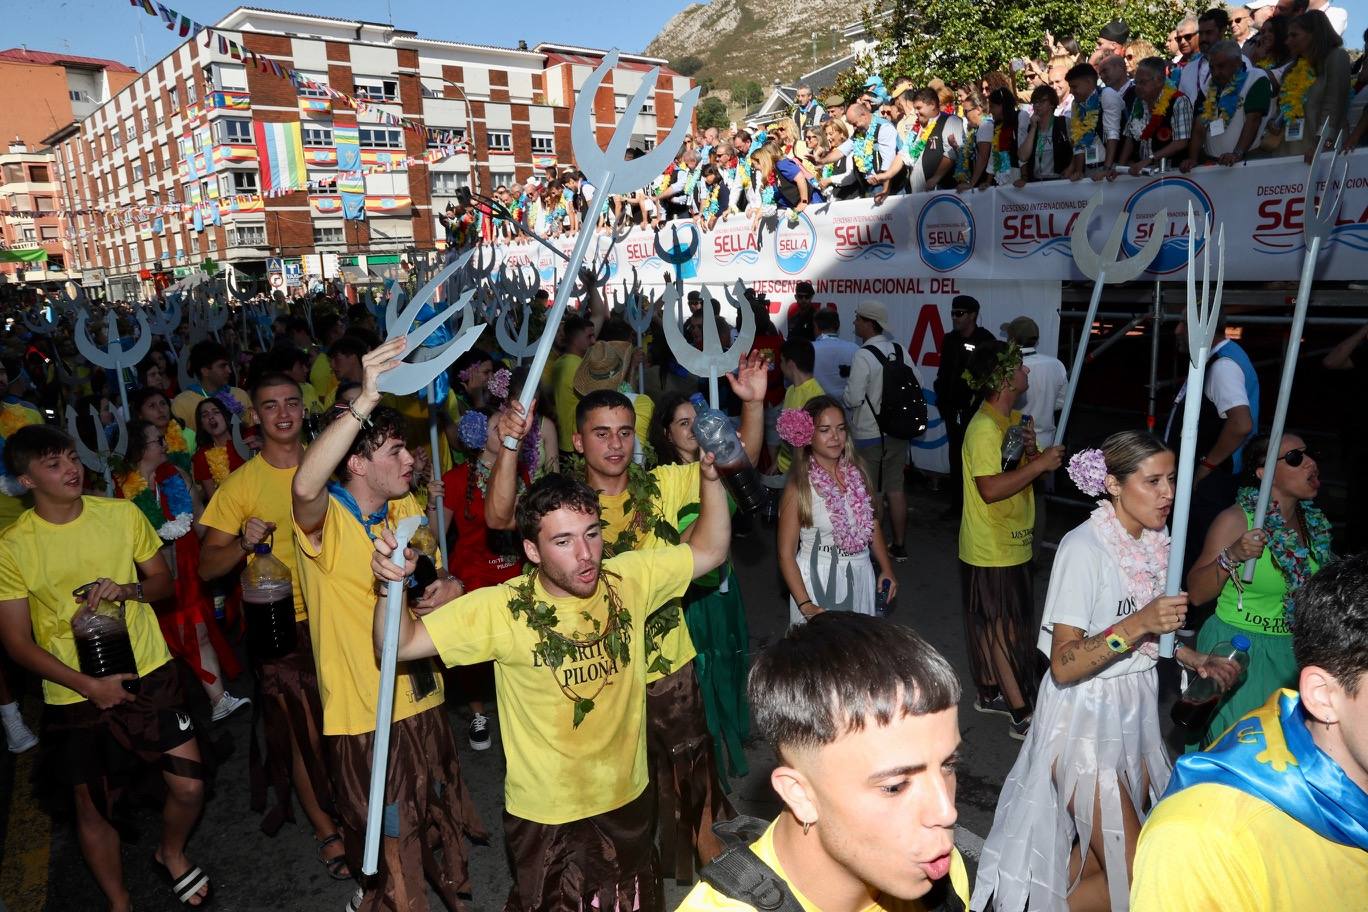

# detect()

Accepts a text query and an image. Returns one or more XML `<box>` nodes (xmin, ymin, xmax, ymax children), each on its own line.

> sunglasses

<box><xmin>1278</xmin><ymin>446</ymin><xmax>1316</xmax><ymax>467</ymax></box>
<box><xmin>1178</xmin><ymin>32</ymin><xmax>1198</xmax><ymax>41</ymax></box>
<box><xmin>950</xmin><ymin>309</ymin><xmax>971</xmax><ymax>317</ymax></box>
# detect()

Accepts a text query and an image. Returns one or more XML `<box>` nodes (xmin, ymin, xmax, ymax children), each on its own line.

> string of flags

<box><xmin>124</xmin><ymin>0</ymin><xmax>456</xmax><ymax>144</ymax></box>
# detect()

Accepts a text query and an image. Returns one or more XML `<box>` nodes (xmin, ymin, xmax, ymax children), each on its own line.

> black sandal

<box><xmin>152</xmin><ymin>855</ymin><xmax>212</xmax><ymax>907</ymax></box>
<box><xmin>316</xmin><ymin>833</ymin><xmax>352</xmax><ymax>881</ymax></box>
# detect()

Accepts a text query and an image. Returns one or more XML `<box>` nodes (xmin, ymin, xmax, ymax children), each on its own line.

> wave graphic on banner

<box><xmin>715</xmin><ymin>249</ymin><xmax>760</xmax><ymax>266</ymax></box>
<box><xmin>835</xmin><ymin>243</ymin><xmax>896</xmax><ymax>261</ymax></box>
<box><xmin>1003</xmin><ymin>237</ymin><xmax>1074</xmax><ymax>259</ymax></box>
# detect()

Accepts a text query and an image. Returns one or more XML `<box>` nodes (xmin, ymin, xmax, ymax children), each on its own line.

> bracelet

<box><xmin>1199</xmin><ymin>457</ymin><xmax>1219</xmax><ymax>470</ymax></box>
<box><xmin>1104</xmin><ymin>625</ymin><xmax>1131</xmax><ymax>654</ymax></box>
<box><xmin>797</xmin><ymin>599</ymin><xmax>815</xmax><ymax>611</ymax></box>
<box><xmin>346</xmin><ymin>402</ymin><xmax>373</xmax><ymax>428</ymax></box>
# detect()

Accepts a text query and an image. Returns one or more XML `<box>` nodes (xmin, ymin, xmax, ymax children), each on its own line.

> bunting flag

<box><xmin>253</xmin><ymin>121</ymin><xmax>306</xmax><ymax>193</ymax></box>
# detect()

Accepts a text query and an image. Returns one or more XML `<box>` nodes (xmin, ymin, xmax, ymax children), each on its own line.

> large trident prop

<box><xmin>662</xmin><ymin>280</ymin><xmax>757</xmax><ymax>409</ymax></box>
<box><xmin>65</xmin><ymin>404</ymin><xmax>127</xmax><ymax>497</ymax></box>
<box><xmin>808</xmin><ymin>531</ymin><xmax>855</xmax><ymax>613</ymax></box>
<box><xmin>503</xmin><ymin>51</ymin><xmax>699</xmax><ymax>448</ymax></box>
<box><xmin>73</xmin><ymin>308</ymin><xmax>153</xmax><ymax>420</ymax></box>
<box><xmin>494</xmin><ymin>265</ymin><xmax>541</xmax><ymax>365</ymax></box>
<box><xmin>621</xmin><ymin>271</ymin><xmax>653</xmax><ymax>393</ymax></box>
<box><xmin>1054</xmin><ymin>194</ymin><xmax>1169</xmax><ymax>446</ymax></box>
<box><xmin>1243</xmin><ymin>126</ymin><xmax>1348</xmax><ymax>582</ymax></box>
<box><xmin>655</xmin><ymin>221</ymin><xmax>701</xmax><ymax>304</ymax></box>
<box><xmin>1163</xmin><ymin>204</ymin><xmax>1226</xmax><ymax>659</ymax></box>
<box><xmin>362</xmin><ymin>250</ymin><xmax>483</xmax><ymax>878</ymax></box>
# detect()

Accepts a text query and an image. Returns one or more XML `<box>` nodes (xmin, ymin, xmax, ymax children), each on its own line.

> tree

<box><xmin>696</xmin><ymin>96</ymin><xmax>729</xmax><ymax>131</ymax></box>
<box><xmin>857</xmin><ymin>0</ymin><xmax>1195</xmax><ymax>88</ymax></box>
<box><xmin>670</xmin><ymin>55</ymin><xmax>705</xmax><ymax>77</ymax></box>
<box><xmin>730</xmin><ymin>79</ymin><xmax>765</xmax><ymax>108</ymax></box>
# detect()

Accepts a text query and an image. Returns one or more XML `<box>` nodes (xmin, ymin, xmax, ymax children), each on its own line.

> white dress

<box><xmin>971</xmin><ymin>519</ymin><xmax>1172</xmax><ymax>912</ymax></box>
<box><xmin>790</xmin><ymin>490</ymin><xmax>877</xmax><ymax>624</ymax></box>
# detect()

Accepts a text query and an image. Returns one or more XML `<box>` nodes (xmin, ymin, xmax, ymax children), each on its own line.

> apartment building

<box><xmin>0</xmin><ymin>140</ymin><xmax>78</xmax><ymax>287</ymax></box>
<box><xmin>47</xmin><ymin>6</ymin><xmax>693</xmax><ymax>300</ymax></box>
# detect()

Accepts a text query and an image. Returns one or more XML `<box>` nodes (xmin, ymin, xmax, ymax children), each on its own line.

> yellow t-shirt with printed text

<box><xmin>1131</xmin><ymin>781</ymin><xmax>1368</xmax><ymax>911</ymax></box>
<box><xmin>0</xmin><ymin>497</ymin><xmax>171</xmax><ymax>705</ymax></box>
<box><xmin>293</xmin><ymin>492</ymin><xmax>444</xmax><ymax>736</ymax></box>
<box><xmin>677</xmin><ymin>819</ymin><xmax>971</xmax><ymax>911</ymax></box>
<box><xmin>200</xmin><ymin>454</ymin><xmax>308</xmax><ymax>622</ymax></box>
<box><xmin>958</xmin><ymin>404</ymin><xmax>1034</xmax><ymax>567</ymax></box>
<box><xmin>598</xmin><ymin>461</ymin><xmax>699</xmax><ymax>681</ymax></box>
<box><xmin>422</xmin><ymin>544</ymin><xmax>694</xmax><ymax>824</ymax></box>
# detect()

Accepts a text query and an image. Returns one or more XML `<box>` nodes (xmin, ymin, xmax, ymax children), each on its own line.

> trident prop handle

<box><xmin>1053</xmin><ymin>274</ymin><xmax>1104</xmax><ymax>446</ymax></box>
<box><xmin>362</xmin><ymin>514</ymin><xmax>423</xmax><ymax>876</ymax></box>
<box><xmin>1242</xmin><ymin>234</ymin><xmax>1318</xmax><ymax>582</ymax></box>
<box><xmin>426</xmin><ymin>382</ymin><xmax>450</xmax><ymax>570</ymax></box>
<box><xmin>1162</xmin><ymin>342</ymin><xmax>1210</xmax><ymax>659</ymax></box>
<box><xmin>505</xmin><ymin>183</ymin><xmax>614</xmax><ymax>449</ymax></box>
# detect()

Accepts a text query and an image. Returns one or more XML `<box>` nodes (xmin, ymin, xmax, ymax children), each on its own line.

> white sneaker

<box><xmin>3</xmin><ymin>711</ymin><xmax>37</xmax><ymax>753</ymax></box>
<box><xmin>210</xmin><ymin>692</ymin><xmax>251</xmax><ymax>723</ymax></box>
<box><xmin>468</xmin><ymin>712</ymin><xmax>491</xmax><ymax>751</ymax></box>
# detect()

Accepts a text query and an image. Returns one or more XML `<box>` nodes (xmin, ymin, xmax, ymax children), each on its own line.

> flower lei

<box><xmin>544</xmin><ymin>200</ymin><xmax>568</xmax><ymax>234</ymax></box>
<box><xmin>991</xmin><ymin>117</ymin><xmax>1013</xmax><ymax>176</ymax></box>
<box><xmin>777</xmin><ymin>408</ymin><xmax>814</xmax><ymax>447</ymax></box>
<box><xmin>1236</xmin><ymin>487</ymin><xmax>1333</xmax><ymax>621</ymax></box>
<box><xmin>521</xmin><ymin>418</ymin><xmax>543</xmax><ymax>477</ymax></box>
<box><xmin>1138</xmin><ymin>84</ymin><xmax>1180</xmax><ymax>143</ymax></box>
<box><xmin>759</xmin><ymin>168</ymin><xmax>778</xmax><ymax>207</ymax></box>
<box><xmin>212</xmin><ymin>388</ymin><xmax>244</xmax><ymax>418</ymax></box>
<box><xmin>1089</xmin><ymin>499</ymin><xmax>1168</xmax><ymax>659</ymax></box>
<box><xmin>851</xmin><ymin>118</ymin><xmax>886</xmax><ymax>173</ymax></box>
<box><xmin>120</xmin><ymin>466</ymin><xmax>194</xmax><ymax>541</ymax></box>
<box><xmin>903</xmin><ymin>118</ymin><xmax>937</xmax><ymax>164</ymax></box>
<box><xmin>809</xmin><ymin>457</ymin><xmax>875</xmax><ymax>555</ymax></box>
<box><xmin>1067</xmin><ymin>448</ymin><xmax>1109</xmax><ymax>497</ymax></box>
<box><xmin>507</xmin><ymin>566</ymin><xmax>630</xmax><ymax>728</ymax></box>
<box><xmin>0</xmin><ymin>405</ymin><xmax>29</xmax><ymax>439</ymax></box>
<box><xmin>1069</xmin><ymin>90</ymin><xmax>1102</xmax><ymax>154</ymax></box>
<box><xmin>163</xmin><ymin>420</ymin><xmax>192</xmax><ymax>471</ymax></box>
<box><xmin>701</xmin><ymin>183</ymin><xmax>722</xmax><ymax>219</ymax></box>
<box><xmin>963</xmin><ymin>341</ymin><xmax>1023</xmax><ymax>393</ymax></box>
<box><xmin>1201</xmin><ymin>68</ymin><xmax>1249</xmax><ymax>128</ymax></box>
<box><xmin>204</xmin><ymin>445</ymin><xmax>232</xmax><ymax>484</ymax></box>
<box><xmin>1278</xmin><ymin>58</ymin><xmax>1315</xmax><ymax>124</ymax></box>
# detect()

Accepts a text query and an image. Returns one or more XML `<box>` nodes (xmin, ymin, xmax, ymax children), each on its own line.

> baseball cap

<box><xmin>1001</xmin><ymin>316</ymin><xmax>1040</xmax><ymax>345</ymax></box>
<box><xmin>1098</xmin><ymin>19</ymin><xmax>1131</xmax><ymax>43</ymax></box>
<box><xmin>951</xmin><ymin>294</ymin><xmax>981</xmax><ymax>313</ymax></box>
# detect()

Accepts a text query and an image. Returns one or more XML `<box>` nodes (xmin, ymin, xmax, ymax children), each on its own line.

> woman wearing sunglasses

<box><xmin>1183</xmin><ymin>432</ymin><xmax>1332</xmax><ymax>750</ymax></box>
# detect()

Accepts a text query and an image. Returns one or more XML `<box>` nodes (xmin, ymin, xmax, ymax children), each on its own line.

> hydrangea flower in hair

<box><xmin>487</xmin><ymin>367</ymin><xmax>512</xmax><ymax>400</ymax></box>
<box><xmin>1067</xmin><ymin>448</ymin><xmax>1109</xmax><ymax>498</ymax></box>
<box><xmin>777</xmin><ymin>408</ymin><xmax>815</xmax><ymax>448</ymax></box>
<box><xmin>457</xmin><ymin>410</ymin><xmax>489</xmax><ymax>451</ymax></box>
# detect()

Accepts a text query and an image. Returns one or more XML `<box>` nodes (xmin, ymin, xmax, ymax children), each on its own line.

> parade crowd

<box><xmin>433</xmin><ymin>0</ymin><xmax>1368</xmax><ymax>246</ymax></box>
<box><xmin>0</xmin><ymin>3</ymin><xmax>1367</xmax><ymax>911</ymax></box>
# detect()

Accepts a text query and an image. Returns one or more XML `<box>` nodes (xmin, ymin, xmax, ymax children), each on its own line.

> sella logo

<box><xmin>833</xmin><ymin>220</ymin><xmax>896</xmax><ymax>261</ymax></box>
<box><xmin>712</xmin><ymin>226</ymin><xmax>760</xmax><ymax>266</ymax></box>
<box><xmin>1120</xmin><ymin>178</ymin><xmax>1213</xmax><ymax>274</ymax></box>
<box><xmin>774</xmin><ymin>212</ymin><xmax>817</xmax><ymax>274</ymax></box>
<box><xmin>1254</xmin><ymin>191</ymin><xmax>1368</xmax><ymax>254</ymax></box>
<box><xmin>916</xmin><ymin>195</ymin><xmax>975</xmax><ymax>273</ymax></box>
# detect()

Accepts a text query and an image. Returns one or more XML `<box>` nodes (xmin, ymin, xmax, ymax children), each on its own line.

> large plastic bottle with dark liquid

<box><xmin>1170</xmin><ymin>635</ymin><xmax>1251</xmax><ymax>732</ymax></box>
<box><xmin>71</xmin><ymin>582</ymin><xmax>140</xmax><ymax>692</ymax></box>
<box><xmin>691</xmin><ymin>406</ymin><xmax>769</xmax><ymax>514</ymax></box>
<box><xmin>241</xmin><ymin>542</ymin><xmax>297</xmax><ymax>661</ymax></box>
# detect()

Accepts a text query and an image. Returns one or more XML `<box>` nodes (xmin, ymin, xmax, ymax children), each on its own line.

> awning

<box><xmin>0</xmin><ymin>248</ymin><xmax>48</xmax><ymax>263</ymax></box>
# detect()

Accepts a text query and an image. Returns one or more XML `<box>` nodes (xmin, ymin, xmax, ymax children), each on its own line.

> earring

<box><xmin>802</xmin><ymin>820</ymin><xmax>813</xmax><ymax>835</ymax></box>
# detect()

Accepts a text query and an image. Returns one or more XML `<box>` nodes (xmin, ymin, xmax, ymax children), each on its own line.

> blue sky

<box><xmin>5</xmin><ymin>0</ymin><xmax>1364</xmax><ymax>71</ymax></box>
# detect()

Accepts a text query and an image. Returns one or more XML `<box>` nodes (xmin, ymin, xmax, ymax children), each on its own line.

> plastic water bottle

<box><xmin>691</xmin><ymin>406</ymin><xmax>769</xmax><ymax>514</ymax></box>
<box><xmin>1170</xmin><ymin>635</ymin><xmax>1251</xmax><ymax>731</ymax></box>
<box><xmin>241</xmin><ymin>542</ymin><xmax>297</xmax><ymax>661</ymax></box>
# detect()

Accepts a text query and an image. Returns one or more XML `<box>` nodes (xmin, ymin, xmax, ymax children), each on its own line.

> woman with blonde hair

<box><xmin>775</xmin><ymin>395</ymin><xmax>897</xmax><ymax>625</ymax></box>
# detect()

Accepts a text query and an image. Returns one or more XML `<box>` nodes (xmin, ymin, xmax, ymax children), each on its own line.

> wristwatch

<box><xmin>1104</xmin><ymin>625</ymin><xmax>1131</xmax><ymax>654</ymax></box>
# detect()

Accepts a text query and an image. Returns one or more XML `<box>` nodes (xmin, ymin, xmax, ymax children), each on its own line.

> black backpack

<box><xmin>862</xmin><ymin>342</ymin><xmax>928</xmax><ymax>440</ymax></box>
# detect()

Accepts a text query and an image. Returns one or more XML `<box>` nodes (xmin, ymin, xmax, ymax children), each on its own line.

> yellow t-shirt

<box><xmin>300</xmin><ymin>381</ymin><xmax>323</xmax><ymax>416</ymax></box>
<box><xmin>777</xmin><ymin>377</ymin><xmax>827</xmax><ymax>473</ymax></box>
<box><xmin>958</xmin><ymin>404</ymin><xmax>1034</xmax><ymax>567</ymax></box>
<box><xmin>599</xmin><ymin>462</ymin><xmax>700</xmax><ymax>681</ymax></box>
<box><xmin>309</xmin><ymin>352</ymin><xmax>336</xmax><ymax>403</ymax></box>
<box><xmin>293</xmin><ymin>492</ymin><xmax>444</xmax><ymax>736</ymax></box>
<box><xmin>0</xmin><ymin>402</ymin><xmax>43</xmax><ymax>531</ymax></box>
<box><xmin>200</xmin><ymin>454</ymin><xmax>307</xmax><ymax>622</ymax></box>
<box><xmin>551</xmin><ymin>353</ymin><xmax>583</xmax><ymax>452</ymax></box>
<box><xmin>630</xmin><ymin>392</ymin><xmax>654</xmax><ymax>452</ymax></box>
<box><xmin>172</xmin><ymin>386</ymin><xmax>253</xmax><ymax>430</ymax></box>
<box><xmin>677</xmin><ymin>819</ymin><xmax>971</xmax><ymax>911</ymax></box>
<box><xmin>0</xmin><ymin>497</ymin><xmax>171</xmax><ymax>705</ymax></box>
<box><xmin>1131</xmin><ymin>782</ymin><xmax>1368</xmax><ymax>911</ymax></box>
<box><xmin>422</xmin><ymin>544</ymin><xmax>694</xmax><ymax>825</ymax></box>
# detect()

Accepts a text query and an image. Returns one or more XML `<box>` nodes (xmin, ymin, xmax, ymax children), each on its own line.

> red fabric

<box><xmin>750</xmin><ymin>331</ymin><xmax>785</xmax><ymax>407</ymax></box>
<box><xmin>441</xmin><ymin>463</ymin><xmax>525</xmax><ymax>591</ymax></box>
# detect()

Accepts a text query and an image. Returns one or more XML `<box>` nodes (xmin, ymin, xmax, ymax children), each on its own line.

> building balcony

<box><xmin>207</xmin><ymin>90</ymin><xmax>252</xmax><ymax>115</ymax></box>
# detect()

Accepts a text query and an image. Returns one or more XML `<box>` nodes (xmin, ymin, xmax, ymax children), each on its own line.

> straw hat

<box><xmin>572</xmin><ymin>341</ymin><xmax>633</xmax><ymax>396</ymax></box>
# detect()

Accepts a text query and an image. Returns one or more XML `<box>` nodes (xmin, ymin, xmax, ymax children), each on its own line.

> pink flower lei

<box><xmin>1088</xmin><ymin>499</ymin><xmax>1170</xmax><ymax>658</ymax></box>
<box><xmin>809</xmin><ymin>457</ymin><xmax>875</xmax><ymax>554</ymax></box>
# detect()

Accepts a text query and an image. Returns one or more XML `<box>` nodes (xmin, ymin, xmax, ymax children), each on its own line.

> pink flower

<box><xmin>777</xmin><ymin>408</ymin><xmax>814</xmax><ymax>448</ymax></box>
<box><xmin>487</xmin><ymin>368</ymin><xmax>512</xmax><ymax>399</ymax></box>
<box><xmin>809</xmin><ymin>458</ymin><xmax>875</xmax><ymax>554</ymax></box>
<box><xmin>1067</xmin><ymin>448</ymin><xmax>1109</xmax><ymax>498</ymax></box>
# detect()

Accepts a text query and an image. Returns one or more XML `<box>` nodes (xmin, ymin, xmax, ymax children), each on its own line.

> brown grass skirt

<box><xmin>248</xmin><ymin>621</ymin><xmax>333</xmax><ymax>835</ymax></box>
<box><xmin>327</xmin><ymin>707</ymin><xmax>488</xmax><ymax>912</ymax></box>
<box><xmin>501</xmin><ymin>784</ymin><xmax>661</xmax><ymax>912</ymax></box>
<box><xmin>959</xmin><ymin>560</ymin><xmax>1040</xmax><ymax>709</ymax></box>
<box><xmin>646</xmin><ymin>663</ymin><xmax>734</xmax><ymax>883</ymax></box>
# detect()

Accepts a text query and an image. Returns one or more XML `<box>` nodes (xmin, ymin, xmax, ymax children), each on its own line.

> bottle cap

<box><xmin>1231</xmin><ymin>634</ymin><xmax>1251</xmax><ymax>652</ymax></box>
<box><xmin>254</xmin><ymin>542</ymin><xmax>272</xmax><ymax>556</ymax></box>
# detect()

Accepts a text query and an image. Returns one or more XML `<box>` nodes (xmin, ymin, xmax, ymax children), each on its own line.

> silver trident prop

<box><xmin>20</xmin><ymin>305</ymin><xmax>60</xmax><ymax>336</ymax></box>
<box><xmin>144</xmin><ymin>294</ymin><xmax>183</xmax><ymax>339</ymax></box>
<box><xmin>1054</xmin><ymin>194</ymin><xmax>1169</xmax><ymax>446</ymax></box>
<box><xmin>73</xmin><ymin>307</ymin><xmax>153</xmax><ymax>420</ymax></box>
<box><xmin>494</xmin><ymin>265</ymin><xmax>540</xmax><ymax>365</ymax></box>
<box><xmin>807</xmin><ymin>531</ymin><xmax>855</xmax><ymax>613</ymax></box>
<box><xmin>1243</xmin><ymin>125</ymin><xmax>1348</xmax><ymax>582</ymax></box>
<box><xmin>1162</xmin><ymin>203</ymin><xmax>1226</xmax><ymax>659</ymax></box>
<box><xmin>230</xmin><ymin>412</ymin><xmax>253</xmax><ymax>463</ymax></box>
<box><xmin>503</xmin><ymin>49</ymin><xmax>699</xmax><ymax>448</ymax></box>
<box><xmin>65</xmin><ymin>404</ymin><xmax>127</xmax><ymax>497</ymax></box>
<box><xmin>654</xmin><ymin>221</ymin><xmax>701</xmax><ymax>303</ymax></box>
<box><xmin>622</xmin><ymin>270</ymin><xmax>653</xmax><ymax>393</ymax></box>
<box><xmin>662</xmin><ymin>280</ymin><xmax>757</xmax><ymax>409</ymax></box>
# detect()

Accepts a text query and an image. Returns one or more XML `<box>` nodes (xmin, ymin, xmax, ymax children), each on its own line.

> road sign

<box><xmin>268</xmin><ymin>273</ymin><xmax>285</xmax><ymax>290</ymax></box>
<box><xmin>284</xmin><ymin>260</ymin><xmax>302</xmax><ymax>288</ymax></box>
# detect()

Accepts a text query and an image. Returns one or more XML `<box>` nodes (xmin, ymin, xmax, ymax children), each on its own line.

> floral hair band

<box><xmin>777</xmin><ymin>408</ymin><xmax>814</xmax><ymax>448</ymax></box>
<box><xmin>962</xmin><ymin>341</ymin><xmax>1023</xmax><ymax>394</ymax></box>
<box><xmin>1067</xmin><ymin>448</ymin><xmax>1109</xmax><ymax>498</ymax></box>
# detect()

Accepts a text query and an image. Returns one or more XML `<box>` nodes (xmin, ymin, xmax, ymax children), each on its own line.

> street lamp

<box><xmin>390</xmin><ymin>71</ymin><xmax>479</xmax><ymax>195</ymax></box>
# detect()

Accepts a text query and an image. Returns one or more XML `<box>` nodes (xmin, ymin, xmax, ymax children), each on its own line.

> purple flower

<box><xmin>457</xmin><ymin>410</ymin><xmax>488</xmax><ymax>451</ymax></box>
<box><xmin>777</xmin><ymin>408</ymin><xmax>814</xmax><ymax>448</ymax></box>
<box><xmin>487</xmin><ymin>368</ymin><xmax>512</xmax><ymax>400</ymax></box>
<box><xmin>1067</xmin><ymin>448</ymin><xmax>1109</xmax><ymax>498</ymax></box>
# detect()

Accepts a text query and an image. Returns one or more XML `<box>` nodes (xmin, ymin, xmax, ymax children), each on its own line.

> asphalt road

<box><xmin>0</xmin><ymin>481</ymin><xmax>1089</xmax><ymax>912</ymax></box>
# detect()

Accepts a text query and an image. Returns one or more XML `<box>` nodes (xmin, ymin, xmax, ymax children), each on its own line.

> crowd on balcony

<box><xmin>440</xmin><ymin>1</ymin><xmax>1364</xmax><ymax>247</ymax></box>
